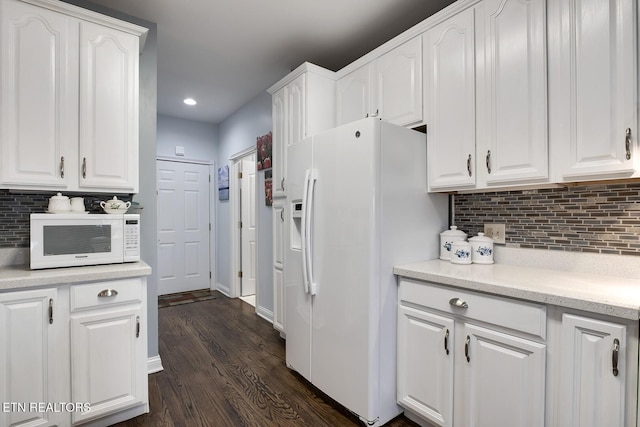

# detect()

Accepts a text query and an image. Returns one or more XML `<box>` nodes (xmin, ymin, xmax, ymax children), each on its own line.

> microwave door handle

<box><xmin>305</xmin><ymin>170</ymin><xmax>317</xmax><ymax>296</ymax></box>
<box><xmin>300</xmin><ymin>169</ymin><xmax>311</xmax><ymax>294</ymax></box>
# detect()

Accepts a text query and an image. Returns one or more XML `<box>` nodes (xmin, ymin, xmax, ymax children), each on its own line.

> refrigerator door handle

<box><xmin>301</xmin><ymin>169</ymin><xmax>311</xmax><ymax>294</ymax></box>
<box><xmin>306</xmin><ymin>170</ymin><xmax>317</xmax><ymax>295</ymax></box>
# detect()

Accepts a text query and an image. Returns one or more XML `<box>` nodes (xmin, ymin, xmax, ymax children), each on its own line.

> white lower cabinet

<box><xmin>460</xmin><ymin>324</ymin><xmax>545</xmax><ymax>427</ymax></box>
<box><xmin>0</xmin><ymin>277</ymin><xmax>148</xmax><ymax>426</ymax></box>
<box><xmin>553</xmin><ymin>311</ymin><xmax>637</xmax><ymax>427</ymax></box>
<box><xmin>70</xmin><ymin>278</ymin><xmax>147</xmax><ymax>424</ymax></box>
<box><xmin>272</xmin><ymin>199</ymin><xmax>285</xmax><ymax>334</ymax></box>
<box><xmin>397</xmin><ymin>305</ymin><xmax>454</xmax><ymax>427</ymax></box>
<box><xmin>398</xmin><ymin>279</ymin><xmax>546</xmax><ymax>427</ymax></box>
<box><xmin>398</xmin><ymin>278</ymin><xmax>640</xmax><ymax>427</ymax></box>
<box><xmin>0</xmin><ymin>288</ymin><xmax>67</xmax><ymax>427</ymax></box>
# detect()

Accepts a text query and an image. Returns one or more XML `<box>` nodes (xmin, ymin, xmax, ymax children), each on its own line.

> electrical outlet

<box><xmin>484</xmin><ymin>223</ymin><xmax>506</xmax><ymax>244</ymax></box>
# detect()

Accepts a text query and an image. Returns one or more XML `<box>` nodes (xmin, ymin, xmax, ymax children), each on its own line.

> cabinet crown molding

<box><xmin>267</xmin><ymin>62</ymin><xmax>336</xmax><ymax>94</ymax></box>
<box><xmin>20</xmin><ymin>0</ymin><xmax>149</xmax><ymax>49</ymax></box>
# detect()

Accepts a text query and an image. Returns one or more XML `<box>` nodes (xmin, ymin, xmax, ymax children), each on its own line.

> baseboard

<box><xmin>216</xmin><ymin>282</ymin><xmax>231</xmax><ymax>297</ymax></box>
<box><xmin>256</xmin><ymin>305</ymin><xmax>273</xmax><ymax>323</ymax></box>
<box><xmin>147</xmin><ymin>355</ymin><xmax>164</xmax><ymax>374</ymax></box>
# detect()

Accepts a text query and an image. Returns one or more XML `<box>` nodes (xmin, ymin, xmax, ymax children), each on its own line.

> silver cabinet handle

<box><xmin>486</xmin><ymin>150</ymin><xmax>491</xmax><ymax>174</ymax></box>
<box><xmin>82</xmin><ymin>157</ymin><xmax>87</xmax><ymax>178</ymax></box>
<box><xmin>60</xmin><ymin>156</ymin><xmax>65</xmax><ymax>178</ymax></box>
<box><xmin>465</xmin><ymin>335</ymin><xmax>471</xmax><ymax>362</ymax></box>
<box><xmin>136</xmin><ymin>316</ymin><xmax>141</xmax><ymax>338</ymax></box>
<box><xmin>449</xmin><ymin>298</ymin><xmax>468</xmax><ymax>309</ymax></box>
<box><xmin>612</xmin><ymin>338</ymin><xmax>620</xmax><ymax>376</ymax></box>
<box><xmin>467</xmin><ymin>154</ymin><xmax>472</xmax><ymax>177</ymax></box>
<box><xmin>49</xmin><ymin>298</ymin><xmax>54</xmax><ymax>325</ymax></box>
<box><xmin>625</xmin><ymin>128</ymin><xmax>632</xmax><ymax>160</ymax></box>
<box><xmin>280</xmin><ymin>209</ymin><xmax>284</xmax><ymax>222</ymax></box>
<box><xmin>98</xmin><ymin>289</ymin><xmax>118</xmax><ymax>298</ymax></box>
<box><xmin>444</xmin><ymin>329</ymin><xmax>450</xmax><ymax>355</ymax></box>
<box><xmin>281</xmin><ymin>177</ymin><xmax>285</xmax><ymax>191</ymax></box>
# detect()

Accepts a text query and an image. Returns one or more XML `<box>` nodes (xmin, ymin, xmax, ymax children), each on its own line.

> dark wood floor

<box><xmin>112</xmin><ymin>292</ymin><xmax>418</xmax><ymax>427</ymax></box>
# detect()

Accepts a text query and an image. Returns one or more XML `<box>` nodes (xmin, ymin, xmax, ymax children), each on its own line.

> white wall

<box><xmin>217</xmin><ymin>92</ymin><xmax>273</xmax><ymax>314</ymax></box>
<box><xmin>157</xmin><ymin>115</ymin><xmax>218</xmax><ymax>161</ymax></box>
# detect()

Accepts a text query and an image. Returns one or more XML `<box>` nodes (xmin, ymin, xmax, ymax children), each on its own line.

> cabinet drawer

<box><xmin>399</xmin><ymin>278</ymin><xmax>546</xmax><ymax>339</ymax></box>
<box><xmin>71</xmin><ymin>278</ymin><xmax>143</xmax><ymax>311</ymax></box>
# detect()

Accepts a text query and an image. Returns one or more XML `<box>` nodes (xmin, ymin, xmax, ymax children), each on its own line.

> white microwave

<box><xmin>30</xmin><ymin>213</ymin><xmax>141</xmax><ymax>269</ymax></box>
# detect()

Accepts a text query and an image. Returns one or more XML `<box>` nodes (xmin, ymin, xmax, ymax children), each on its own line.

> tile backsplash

<box><xmin>0</xmin><ymin>190</ymin><xmax>133</xmax><ymax>248</ymax></box>
<box><xmin>454</xmin><ymin>183</ymin><xmax>640</xmax><ymax>256</ymax></box>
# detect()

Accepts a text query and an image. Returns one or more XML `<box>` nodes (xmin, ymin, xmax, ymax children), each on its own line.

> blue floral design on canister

<box><xmin>455</xmin><ymin>249</ymin><xmax>470</xmax><ymax>259</ymax></box>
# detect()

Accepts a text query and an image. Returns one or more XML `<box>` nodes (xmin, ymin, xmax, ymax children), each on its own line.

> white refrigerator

<box><xmin>284</xmin><ymin>118</ymin><xmax>448</xmax><ymax>425</ymax></box>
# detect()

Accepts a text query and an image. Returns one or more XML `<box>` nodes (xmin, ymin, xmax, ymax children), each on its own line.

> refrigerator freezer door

<box><xmin>309</xmin><ymin>119</ymin><xmax>380</xmax><ymax>422</ymax></box>
<box><xmin>284</xmin><ymin>137</ymin><xmax>313</xmax><ymax>381</ymax></box>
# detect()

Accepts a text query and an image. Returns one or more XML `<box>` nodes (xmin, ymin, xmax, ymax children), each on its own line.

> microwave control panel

<box><xmin>124</xmin><ymin>214</ymin><xmax>141</xmax><ymax>261</ymax></box>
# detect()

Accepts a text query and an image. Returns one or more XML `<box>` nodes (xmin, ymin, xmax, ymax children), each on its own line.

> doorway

<box><xmin>230</xmin><ymin>149</ymin><xmax>257</xmax><ymax>305</ymax></box>
<box><xmin>156</xmin><ymin>158</ymin><xmax>213</xmax><ymax>296</ymax></box>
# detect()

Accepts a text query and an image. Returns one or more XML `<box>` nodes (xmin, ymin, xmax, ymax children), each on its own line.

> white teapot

<box><xmin>100</xmin><ymin>196</ymin><xmax>131</xmax><ymax>213</ymax></box>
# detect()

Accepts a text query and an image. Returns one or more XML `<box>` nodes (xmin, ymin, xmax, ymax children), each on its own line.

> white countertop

<box><xmin>394</xmin><ymin>259</ymin><xmax>640</xmax><ymax>320</ymax></box>
<box><xmin>0</xmin><ymin>261</ymin><xmax>152</xmax><ymax>291</ymax></box>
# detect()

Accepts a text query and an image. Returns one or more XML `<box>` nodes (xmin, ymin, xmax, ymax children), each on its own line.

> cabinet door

<box><xmin>0</xmin><ymin>288</ymin><xmax>65</xmax><ymax>427</ymax></box>
<box><xmin>479</xmin><ymin>0</ymin><xmax>548</xmax><ymax>185</ymax></box>
<box><xmin>397</xmin><ymin>305</ymin><xmax>454</xmax><ymax>427</ymax></box>
<box><xmin>559</xmin><ymin>314</ymin><xmax>626</xmax><ymax>427</ymax></box>
<box><xmin>71</xmin><ymin>306</ymin><xmax>146</xmax><ymax>424</ymax></box>
<box><xmin>78</xmin><ymin>21</ymin><xmax>139</xmax><ymax>192</ymax></box>
<box><xmin>273</xmin><ymin>268</ymin><xmax>285</xmax><ymax>333</ymax></box>
<box><xmin>425</xmin><ymin>8</ymin><xmax>476</xmax><ymax>190</ymax></box>
<box><xmin>272</xmin><ymin>87</ymin><xmax>287</xmax><ymax>197</ymax></box>
<box><xmin>550</xmin><ymin>0</ymin><xmax>637</xmax><ymax>180</ymax></box>
<box><xmin>273</xmin><ymin>201</ymin><xmax>285</xmax><ymax>269</ymax></box>
<box><xmin>272</xmin><ymin>200</ymin><xmax>285</xmax><ymax>333</ymax></box>
<box><xmin>0</xmin><ymin>0</ymin><xmax>77</xmax><ymax>189</ymax></box>
<box><xmin>460</xmin><ymin>323</ymin><xmax>545</xmax><ymax>427</ymax></box>
<box><xmin>336</xmin><ymin>63</ymin><xmax>372</xmax><ymax>126</ymax></box>
<box><xmin>375</xmin><ymin>36</ymin><xmax>423</xmax><ymax>127</ymax></box>
<box><xmin>288</xmin><ymin>73</ymin><xmax>306</xmax><ymax>145</ymax></box>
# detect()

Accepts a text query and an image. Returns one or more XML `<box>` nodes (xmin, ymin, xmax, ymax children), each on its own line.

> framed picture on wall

<box><xmin>218</xmin><ymin>165</ymin><xmax>229</xmax><ymax>201</ymax></box>
<box><xmin>257</xmin><ymin>131</ymin><xmax>272</xmax><ymax>170</ymax></box>
<box><xmin>265</xmin><ymin>170</ymin><xmax>273</xmax><ymax>206</ymax></box>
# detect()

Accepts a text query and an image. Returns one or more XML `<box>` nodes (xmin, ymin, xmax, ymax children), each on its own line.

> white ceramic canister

<box><xmin>450</xmin><ymin>241</ymin><xmax>472</xmax><ymax>265</ymax></box>
<box><xmin>70</xmin><ymin>197</ymin><xmax>85</xmax><ymax>212</ymax></box>
<box><xmin>47</xmin><ymin>192</ymin><xmax>71</xmax><ymax>213</ymax></box>
<box><xmin>440</xmin><ymin>226</ymin><xmax>467</xmax><ymax>260</ymax></box>
<box><xmin>469</xmin><ymin>232</ymin><xmax>494</xmax><ymax>264</ymax></box>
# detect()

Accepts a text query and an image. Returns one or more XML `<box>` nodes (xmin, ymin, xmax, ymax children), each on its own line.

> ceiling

<box><xmin>87</xmin><ymin>0</ymin><xmax>455</xmax><ymax>124</ymax></box>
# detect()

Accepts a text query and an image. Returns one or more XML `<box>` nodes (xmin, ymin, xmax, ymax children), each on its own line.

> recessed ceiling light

<box><xmin>183</xmin><ymin>98</ymin><xmax>197</xmax><ymax>106</ymax></box>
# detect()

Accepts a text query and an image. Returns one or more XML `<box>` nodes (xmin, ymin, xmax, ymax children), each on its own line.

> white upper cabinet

<box><xmin>477</xmin><ymin>0</ymin><xmax>548</xmax><ymax>186</ymax></box>
<box><xmin>374</xmin><ymin>36</ymin><xmax>423</xmax><ymax>126</ymax></box>
<box><xmin>336</xmin><ymin>63</ymin><xmax>372</xmax><ymax>126</ymax></box>
<box><xmin>549</xmin><ymin>0</ymin><xmax>638</xmax><ymax>181</ymax></box>
<box><xmin>268</xmin><ymin>63</ymin><xmax>335</xmax><ymax>198</ymax></box>
<box><xmin>336</xmin><ymin>36</ymin><xmax>423</xmax><ymax>127</ymax></box>
<box><xmin>425</xmin><ymin>7</ymin><xmax>477</xmax><ymax>191</ymax></box>
<box><xmin>78</xmin><ymin>21</ymin><xmax>140</xmax><ymax>192</ymax></box>
<box><xmin>0</xmin><ymin>0</ymin><xmax>77</xmax><ymax>189</ymax></box>
<box><xmin>0</xmin><ymin>0</ymin><xmax>147</xmax><ymax>193</ymax></box>
<box><xmin>271</xmin><ymin>87</ymin><xmax>287</xmax><ymax>198</ymax></box>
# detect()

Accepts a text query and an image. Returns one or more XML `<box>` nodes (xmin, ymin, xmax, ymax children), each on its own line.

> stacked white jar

<box><xmin>469</xmin><ymin>232</ymin><xmax>494</xmax><ymax>264</ymax></box>
<box><xmin>439</xmin><ymin>226</ymin><xmax>467</xmax><ymax>260</ymax></box>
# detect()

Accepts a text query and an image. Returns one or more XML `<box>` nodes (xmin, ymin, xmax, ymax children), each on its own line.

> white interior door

<box><xmin>240</xmin><ymin>156</ymin><xmax>257</xmax><ymax>296</ymax></box>
<box><xmin>157</xmin><ymin>160</ymin><xmax>210</xmax><ymax>295</ymax></box>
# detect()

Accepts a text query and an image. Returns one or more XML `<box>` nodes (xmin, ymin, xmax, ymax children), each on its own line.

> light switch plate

<box><xmin>484</xmin><ymin>223</ymin><xmax>506</xmax><ymax>244</ymax></box>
